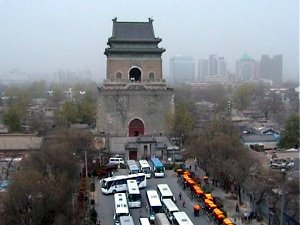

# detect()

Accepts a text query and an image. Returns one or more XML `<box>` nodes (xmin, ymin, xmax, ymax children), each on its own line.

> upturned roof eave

<box><xmin>108</xmin><ymin>38</ymin><xmax>162</xmax><ymax>43</ymax></box>
<box><xmin>104</xmin><ymin>47</ymin><xmax>165</xmax><ymax>56</ymax></box>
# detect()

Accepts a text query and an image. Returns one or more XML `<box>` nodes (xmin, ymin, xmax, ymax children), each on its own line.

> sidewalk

<box><xmin>185</xmin><ymin>159</ymin><xmax>267</xmax><ymax>225</ymax></box>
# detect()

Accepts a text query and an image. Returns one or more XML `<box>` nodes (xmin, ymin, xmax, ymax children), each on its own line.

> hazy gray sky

<box><xmin>0</xmin><ymin>0</ymin><xmax>299</xmax><ymax>82</ymax></box>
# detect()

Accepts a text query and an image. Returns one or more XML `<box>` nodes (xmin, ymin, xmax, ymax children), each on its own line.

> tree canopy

<box><xmin>279</xmin><ymin>113</ymin><xmax>299</xmax><ymax>149</ymax></box>
<box><xmin>1</xmin><ymin>128</ymin><xmax>95</xmax><ymax>225</ymax></box>
<box><xmin>165</xmin><ymin>100</ymin><xmax>196</xmax><ymax>137</ymax></box>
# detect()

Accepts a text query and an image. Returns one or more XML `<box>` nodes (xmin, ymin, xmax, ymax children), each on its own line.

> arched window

<box><xmin>129</xmin><ymin>68</ymin><xmax>141</xmax><ymax>82</ymax></box>
<box><xmin>148</xmin><ymin>72</ymin><xmax>155</xmax><ymax>80</ymax></box>
<box><xmin>116</xmin><ymin>72</ymin><xmax>122</xmax><ymax>80</ymax></box>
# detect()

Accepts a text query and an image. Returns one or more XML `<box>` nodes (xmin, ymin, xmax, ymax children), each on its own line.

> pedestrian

<box><xmin>194</xmin><ymin>164</ymin><xmax>197</xmax><ymax>171</ymax></box>
<box><xmin>183</xmin><ymin>182</ymin><xmax>187</xmax><ymax>190</ymax></box>
<box><xmin>189</xmin><ymin>165</ymin><xmax>192</xmax><ymax>170</ymax></box>
<box><xmin>244</xmin><ymin>212</ymin><xmax>247</xmax><ymax>222</ymax></box>
<box><xmin>182</xmin><ymin>200</ymin><xmax>186</xmax><ymax>208</ymax></box>
<box><xmin>179</xmin><ymin>191</ymin><xmax>182</xmax><ymax>200</ymax></box>
<box><xmin>236</xmin><ymin>203</ymin><xmax>239</xmax><ymax>212</ymax></box>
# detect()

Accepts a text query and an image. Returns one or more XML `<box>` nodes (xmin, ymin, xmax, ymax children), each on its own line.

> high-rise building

<box><xmin>259</xmin><ymin>55</ymin><xmax>282</xmax><ymax>84</ymax></box>
<box><xmin>198</xmin><ymin>59</ymin><xmax>208</xmax><ymax>82</ymax></box>
<box><xmin>236</xmin><ymin>54</ymin><xmax>259</xmax><ymax>81</ymax></box>
<box><xmin>208</xmin><ymin>55</ymin><xmax>218</xmax><ymax>76</ymax></box>
<box><xmin>198</xmin><ymin>55</ymin><xmax>227</xmax><ymax>83</ymax></box>
<box><xmin>170</xmin><ymin>56</ymin><xmax>195</xmax><ymax>84</ymax></box>
<box><xmin>217</xmin><ymin>57</ymin><xmax>226</xmax><ymax>77</ymax></box>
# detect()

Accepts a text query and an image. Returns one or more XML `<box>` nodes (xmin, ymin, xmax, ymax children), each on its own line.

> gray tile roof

<box><xmin>0</xmin><ymin>135</ymin><xmax>43</xmax><ymax>150</ymax></box>
<box><xmin>112</xmin><ymin>19</ymin><xmax>155</xmax><ymax>41</ymax></box>
<box><xmin>241</xmin><ymin>134</ymin><xmax>277</xmax><ymax>143</ymax></box>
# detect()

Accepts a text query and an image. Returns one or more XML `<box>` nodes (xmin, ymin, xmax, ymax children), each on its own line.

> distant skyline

<box><xmin>0</xmin><ymin>1</ymin><xmax>298</xmax><ymax>82</ymax></box>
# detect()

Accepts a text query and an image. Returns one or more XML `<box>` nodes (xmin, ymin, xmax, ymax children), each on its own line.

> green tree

<box><xmin>3</xmin><ymin>104</ymin><xmax>22</xmax><ymax>132</ymax></box>
<box><xmin>2</xmin><ymin>85</ymin><xmax>31</xmax><ymax>132</ymax></box>
<box><xmin>165</xmin><ymin>100</ymin><xmax>196</xmax><ymax>137</ymax></box>
<box><xmin>279</xmin><ymin>113</ymin><xmax>299</xmax><ymax>149</ymax></box>
<box><xmin>77</xmin><ymin>91</ymin><xmax>96</xmax><ymax>125</ymax></box>
<box><xmin>233</xmin><ymin>83</ymin><xmax>256</xmax><ymax>111</ymax></box>
<box><xmin>58</xmin><ymin>101</ymin><xmax>78</xmax><ymax>126</ymax></box>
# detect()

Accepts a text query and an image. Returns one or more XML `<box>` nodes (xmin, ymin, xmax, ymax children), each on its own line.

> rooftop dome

<box><xmin>240</xmin><ymin>53</ymin><xmax>254</xmax><ymax>61</ymax></box>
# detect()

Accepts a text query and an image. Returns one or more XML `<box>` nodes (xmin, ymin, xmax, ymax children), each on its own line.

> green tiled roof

<box><xmin>240</xmin><ymin>53</ymin><xmax>253</xmax><ymax>61</ymax></box>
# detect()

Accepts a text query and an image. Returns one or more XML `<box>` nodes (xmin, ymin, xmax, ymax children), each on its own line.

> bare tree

<box><xmin>2</xmin><ymin>128</ymin><xmax>94</xmax><ymax>225</ymax></box>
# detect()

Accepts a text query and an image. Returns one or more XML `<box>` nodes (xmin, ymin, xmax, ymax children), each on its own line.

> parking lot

<box><xmin>94</xmin><ymin>169</ymin><xmax>210</xmax><ymax>225</ymax></box>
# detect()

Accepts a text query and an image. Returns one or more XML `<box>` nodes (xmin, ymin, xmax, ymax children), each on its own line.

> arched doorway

<box><xmin>128</xmin><ymin>119</ymin><xmax>144</xmax><ymax>137</ymax></box>
<box><xmin>129</xmin><ymin>68</ymin><xmax>141</xmax><ymax>82</ymax></box>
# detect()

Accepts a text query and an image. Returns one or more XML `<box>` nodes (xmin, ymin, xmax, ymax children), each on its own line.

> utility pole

<box><xmin>85</xmin><ymin>151</ymin><xmax>88</xmax><ymax>178</ymax></box>
<box><xmin>280</xmin><ymin>169</ymin><xmax>286</xmax><ymax>225</ymax></box>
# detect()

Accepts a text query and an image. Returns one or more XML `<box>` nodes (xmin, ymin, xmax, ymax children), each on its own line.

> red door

<box><xmin>129</xmin><ymin>119</ymin><xmax>144</xmax><ymax>137</ymax></box>
<box><xmin>129</xmin><ymin>151</ymin><xmax>138</xmax><ymax>160</ymax></box>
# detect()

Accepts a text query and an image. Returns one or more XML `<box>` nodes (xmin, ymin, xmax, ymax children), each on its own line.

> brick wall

<box><xmin>97</xmin><ymin>88</ymin><xmax>174</xmax><ymax>136</ymax></box>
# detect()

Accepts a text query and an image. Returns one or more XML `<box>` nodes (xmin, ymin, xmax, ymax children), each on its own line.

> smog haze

<box><xmin>0</xmin><ymin>0</ymin><xmax>298</xmax><ymax>82</ymax></box>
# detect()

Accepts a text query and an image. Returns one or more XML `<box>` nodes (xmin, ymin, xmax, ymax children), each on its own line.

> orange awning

<box><xmin>213</xmin><ymin>208</ymin><xmax>223</xmax><ymax>215</ymax></box>
<box><xmin>205</xmin><ymin>194</ymin><xmax>213</xmax><ymax>200</ymax></box>
<box><xmin>208</xmin><ymin>203</ymin><xmax>217</xmax><ymax>209</ymax></box>
<box><xmin>223</xmin><ymin>218</ymin><xmax>234</xmax><ymax>225</ymax></box>
<box><xmin>187</xmin><ymin>179</ymin><xmax>195</xmax><ymax>185</ymax></box>
<box><xmin>193</xmin><ymin>204</ymin><xmax>201</xmax><ymax>210</ymax></box>
<box><xmin>217</xmin><ymin>214</ymin><xmax>225</xmax><ymax>220</ymax></box>
<box><xmin>204</xmin><ymin>199</ymin><xmax>213</xmax><ymax>204</ymax></box>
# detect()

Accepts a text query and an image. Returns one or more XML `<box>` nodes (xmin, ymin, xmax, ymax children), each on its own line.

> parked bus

<box><xmin>150</xmin><ymin>158</ymin><xmax>165</xmax><ymax>177</ymax></box>
<box><xmin>139</xmin><ymin>160</ymin><xmax>152</xmax><ymax>178</ymax></box>
<box><xmin>146</xmin><ymin>190</ymin><xmax>163</xmax><ymax>222</ymax></box>
<box><xmin>120</xmin><ymin>216</ymin><xmax>134</xmax><ymax>225</ymax></box>
<box><xmin>126</xmin><ymin>179</ymin><xmax>142</xmax><ymax>208</ymax></box>
<box><xmin>154</xmin><ymin>213</ymin><xmax>171</xmax><ymax>225</ymax></box>
<box><xmin>101</xmin><ymin>173</ymin><xmax>147</xmax><ymax>194</ymax></box>
<box><xmin>127</xmin><ymin>160</ymin><xmax>140</xmax><ymax>174</ymax></box>
<box><xmin>172</xmin><ymin>212</ymin><xmax>194</xmax><ymax>225</ymax></box>
<box><xmin>114</xmin><ymin>193</ymin><xmax>130</xmax><ymax>225</ymax></box>
<box><xmin>157</xmin><ymin>184</ymin><xmax>176</xmax><ymax>202</ymax></box>
<box><xmin>161</xmin><ymin>199</ymin><xmax>179</xmax><ymax>221</ymax></box>
<box><xmin>139</xmin><ymin>217</ymin><xmax>151</xmax><ymax>225</ymax></box>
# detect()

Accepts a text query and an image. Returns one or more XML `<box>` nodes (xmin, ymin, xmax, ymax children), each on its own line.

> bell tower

<box><xmin>97</xmin><ymin>18</ymin><xmax>174</xmax><ymax>136</ymax></box>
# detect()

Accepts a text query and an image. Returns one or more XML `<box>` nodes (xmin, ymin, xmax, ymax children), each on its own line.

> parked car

<box><xmin>109</xmin><ymin>157</ymin><xmax>125</xmax><ymax>165</ymax></box>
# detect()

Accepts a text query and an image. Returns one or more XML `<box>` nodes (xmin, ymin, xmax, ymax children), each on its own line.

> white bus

<box><xmin>101</xmin><ymin>173</ymin><xmax>147</xmax><ymax>194</ymax></box>
<box><xmin>114</xmin><ymin>193</ymin><xmax>130</xmax><ymax>225</ymax></box>
<box><xmin>157</xmin><ymin>184</ymin><xmax>176</xmax><ymax>202</ymax></box>
<box><xmin>120</xmin><ymin>216</ymin><xmax>134</xmax><ymax>225</ymax></box>
<box><xmin>139</xmin><ymin>218</ymin><xmax>151</xmax><ymax>225</ymax></box>
<box><xmin>154</xmin><ymin>213</ymin><xmax>171</xmax><ymax>225</ymax></box>
<box><xmin>139</xmin><ymin>160</ymin><xmax>152</xmax><ymax>178</ymax></box>
<box><xmin>172</xmin><ymin>212</ymin><xmax>194</xmax><ymax>225</ymax></box>
<box><xmin>161</xmin><ymin>199</ymin><xmax>179</xmax><ymax>221</ymax></box>
<box><xmin>146</xmin><ymin>190</ymin><xmax>163</xmax><ymax>222</ymax></box>
<box><xmin>126</xmin><ymin>179</ymin><xmax>142</xmax><ymax>208</ymax></box>
<box><xmin>127</xmin><ymin>160</ymin><xmax>140</xmax><ymax>174</ymax></box>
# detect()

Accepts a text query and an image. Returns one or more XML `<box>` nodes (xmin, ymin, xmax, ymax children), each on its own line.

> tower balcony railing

<box><xmin>102</xmin><ymin>79</ymin><xmax>167</xmax><ymax>90</ymax></box>
<box><xmin>103</xmin><ymin>79</ymin><xmax>166</xmax><ymax>85</ymax></box>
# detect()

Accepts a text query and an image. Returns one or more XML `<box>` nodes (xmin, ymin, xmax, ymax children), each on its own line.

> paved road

<box><xmin>95</xmin><ymin>169</ymin><xmax>211</xmax><ymax>225</ymax></box>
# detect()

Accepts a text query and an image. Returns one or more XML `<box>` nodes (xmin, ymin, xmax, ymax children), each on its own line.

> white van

<box><xmin>109</xmin><ymin>157</ymin><xmax>125</xmax><ymax>165</ymax></box>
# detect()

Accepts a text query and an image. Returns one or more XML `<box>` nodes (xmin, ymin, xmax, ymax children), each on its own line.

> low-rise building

<box><xmin>0</xmin><ymin>134</ymin><xmax>43</xmax><ymax>158</ymax></box>
<box><xmin>241</xmin><ymin>134</ymin><xmax>277</xmax><ymax>151</ymax></box>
